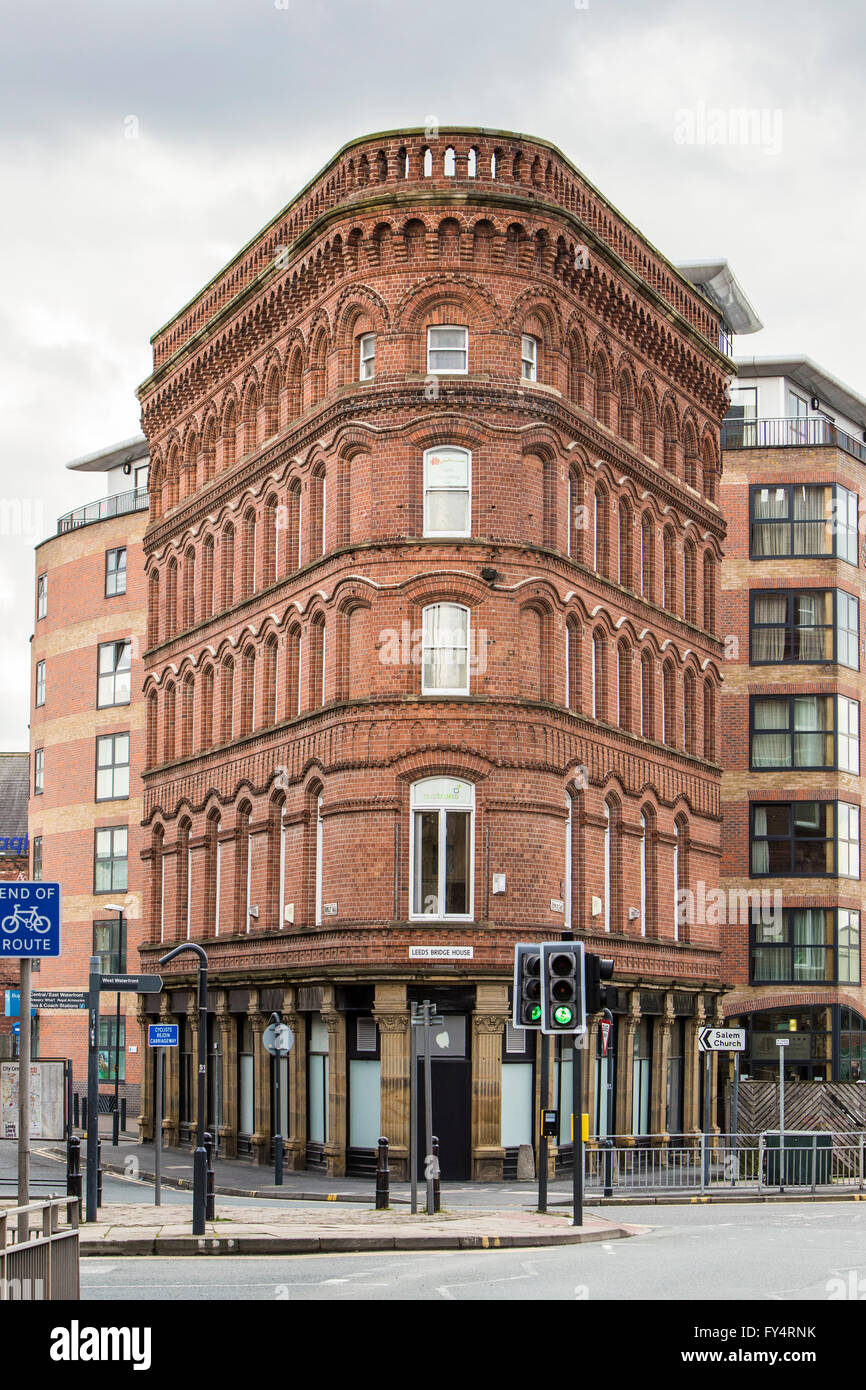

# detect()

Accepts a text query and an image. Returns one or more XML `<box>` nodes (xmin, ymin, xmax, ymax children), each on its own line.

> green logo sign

<box><xmin>553</xmin><ymin>1005</ymin><xmax>574</xmax><ymax>1026</ymax></box>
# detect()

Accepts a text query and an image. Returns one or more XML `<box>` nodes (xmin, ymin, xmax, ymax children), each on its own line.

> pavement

<box><xmin>75</xmin><ymin>1201</ymin><xmax>643</xmax><ymax>1256</ymax></box>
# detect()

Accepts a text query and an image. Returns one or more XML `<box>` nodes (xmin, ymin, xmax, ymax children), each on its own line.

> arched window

<box><xmin>221</xmin><ymin>523</ymin><xmax>235</xmax><ymax>609</ymax></box>
<box><xmin>674</xmin><ymin>814</ymin><xmax>689</xmax><ymax>942</ymax></box>
<box><xmin>239</xmin><ymin>645</ymin><xmax>256</xmax><ymax>736</ymax></box>
<box><xmin>662</xmin><ymin>528</ymin><xmax>676</xmax><ymax>613</ymax></box>
<box><xmin>310</xmin><ymin>466</ymin><xmax>326</xmax><ymax>559</ymax></box>
<box><xmin>241</xmin><ymin>508</ymin><xmax>257</xmax><ymax>600</ymax></box>
<box><xmin>236</xmin><ymin>802</ymin><xmax>252</xmax><ymax>934</ymax></box>
<box><xmin>262</xmin><ymin>496</ymin><xmax>278</xmax><ymax>588</ymax></box>
<box><xmin>146</xmin><ymin>690</ymin><xmax>158</xmax><ymax>768</ymax></box>
<box><xmin>604</xmin><ymin>796</ymin><xmax>621</xmax><ymax>933</ymax></box>
<box><xmin>264</xmin><ymin>366</ymin><xmax>280</xmax><ymax>437</ymax></box>
<box><xmin>151</xmin><ymin>824</ymin><xmax>165</xmax><ymax>944</ymax></box>
<box><xmin>423</xmin><ymin>447</ymin><xmax>471</xmax><ymax>538</ymax></box>
<box><xmin>683</xmin><ymin>668</ymin><xmax>697</xmax><ymax>753</ymax></box>
<box><xmin>640</xmin><ymin>651</ymin><xmax>654</xmax><ymax>740</ymax></box>
<box><xmin>222</xmin><ymin>399</ymin><xmax>237</xmax><ymax>470</ymax></box>
<box><xmin>287</xmin><ymin>478</ymin><xmax>302</xmax><ymax>572</ymax></box>
<box><xmin>593</xmin><ymin>486</ymin><xmax>609</xmax><ymax>577</ymax></box>
<box><xmin>220</xmin><ymin>658</ymin><xmax>234</xmax><ymax>743</ymax></box>
<box><xmin>683</xmin><ymin>420</ymin><xmax>699</xmax><ymax>490</ymax></box>
<box><xmin>618</xmin><ymin>498</ymin><xmax>633</xmax><ymax>588</ymax></box>
<box><xmin>200</xmin><ymin>665</ymin><xmax>214</xmax><ymax>751</ymax></box>
<box><xmin>565</xmin><ymin>790</ymin><xmax>574</xmax><ymax>928</ymax></box>
<box><xmin>703</xmin><ymin>552</ymin><xmax>717</xmax><ymax>632</ymax></box>
<box><xmin>662</xmin><ymin>405</ymin><xmax>678</xmax><ymax>474</ymax></box>
<box><xmin>201</xmin><ymin>536</ymin><xmax>214</xmax><ymax>621</ymax></box>
<box><xmin>640</xmin><ymin>514</ymin><xmax>654</xmax><ymax>601</ymax></box>
<box><xmin>314</xmin><ymin>790</ymin><xmax>324</xmax><ymax>925</ymax></box>
<box><xmin>148</xmin><ymin>571</ymin><xmax>160</xmax><ymax>648</ymax></box>
<box><xmin>567</xmin><ymin>467</ymin><xmax>583</xmax><ymax>560</ymax></box>
<box><xmin>182</xmin><ymin>548</ymin><xmax>196</xmax><ymax>630</ymax></box>
<box><xmin>286</xmin><ymin>349</ymin><xmax>303</xmax><ymax>419</ymax></box>
<box><xmin>163</xmin><ymin>682</ymin><xmax>176</xmax><ymax>763</ymax></box>
<box><xmin>181</xmin><ymin>674</ymin><xmax>194</xmax><ymax>758</ymax></box>
<box><xmin>422</xmin><ymin>603</ymin><xmax>470</xmax><ymax>695</ymax></box>
<box><xmin>704</xmin><ymin>679</ymin><xmax>717</xmax><ymax>761</ymax></box>
<box><xmin>242</xmin><ymin>383</ymin><xmax>258</xmax><ymax>453</ymax></box>
<box><xmin>566</xmin><ymin>616</ymin><xmax>580</xmax><ymax>710</ymax></box>
<box><xmin>410</xmin><ymin>778</ymin><xmax>474</xmax><ymax>920</ymax></box>
<box><xmin>286</xmin><ymin>624</ymin><xmax>302</xmax><ymax>719</ymax></box>
<box><xmin>617</xmin><ymin>640</ymin><xmax>632</xmax><ymax>730</ymax></box>
<box><xmin>206</xmin><ymin>812</ymin><xmax>221</xmax><ymax>936</ymax></box>
<box><xmin>702</xmin><ymin>438</ymin><xmax>717</xmax><ymax>501</ymax></box>
<box><xmin>640</xmin><ymin>390</ymin><xmax>656</xmax><ymax>459</ymax></box>
<box><xmin>177</xmin><ymin>818</ymin><xmax>191</xmax><ymax>941</ymax></box>
<box><xmin>640</xmin><ymin>806</ymin><xmax>657</xmax><ymax>937</ymax></box>
<box><xmin>592</xmin><ymin>629</ymin><xmax>606</xmax><ymax>721</ymax></box>
<box><xmin>310</xmin><ymin>613</ymin><xmax>326</xmax><ymax>708</ymax></box>
<box><xmin>262</xmin><ymin>635</ymin><xmax>278</xmax><ymax>726</ymax></box>
<box><xmin>662</xmin><ymin>661</ymin><xmax>676</xmax><ymax>746</ymax></box>
<box><xmin>683</xmin><ymin>538</ymin><xmax>697</xmax><ymax>624</ymax></box>
<box><xmin>165</xmin><ymin>559</ymin><xmax>178</xmax><ymax>639</ymax></box>
<box><xmin>603</xmin><ymin>800</ymin><xmax>612</xmax><ymax>932</ymax></box>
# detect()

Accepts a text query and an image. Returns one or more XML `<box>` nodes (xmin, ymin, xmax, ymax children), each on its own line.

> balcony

<box><xmin>57</xmin><ymin>487</ymin><xmax>150</xmax><ymax>534</ymax></box>
<box><xmin>722</xmin><ymin>416</ymin><xmax>866</xmax><ymax>464</ymax></box>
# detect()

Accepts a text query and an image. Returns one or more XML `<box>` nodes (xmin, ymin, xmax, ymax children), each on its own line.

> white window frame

<box><xmin>640</xmin><ymin>813</ymin><xmax>647</xmax><ymax>938</ymax></box>
<box><xmin>37</xmin><ymin>574</ymin><xmax>47</xmax><ymax>620</ymax></box>
<box><xmin>426</xmin><ymin>325</ymin><xmax>468</xmax><ymax>375</ymax></box>
<box><xmin>409</xmin><ymin>778</ymin><xmax>475</xmax><ymax>921</ymax></box>
<box><xmin>34</xmin><ymin>748</ymin><xmax>44</xmax><ymax>794</ymax></box>
<box><xmin>421</xmin><ymin>603</ymin><xmax>470</xmax><ymax>696</ymax></box>
<box><xmin>214</xmin><ymin>828</ymin><xmax>222</xmax><ymax>937</ymax></box>
<box><xmin>839</xmin><ymin>696</ymin><xmax>860</xmax><ymax>774</ymax></box>
<box><xmin>245</xmin><ymin>829</ymin><xmax>253</xmax><ymax>934</ymax></box>
<box><xmin>521</xmin><ymin>334</ymin><xmax>538</xmax><ymax>382</ymax></box>
<box><xmin>423</xmin><ymin>447</ymin><xmax>471</xmax><ymax>539</ymax></box>
<box><xmin>35</xmin><ymin>660</ymin><xmax>46</xmax><ymax>707</ymax></box>
<box><xmin>279</xmin><ymin>814</ymin><xmax>287</xmax><ymax>929</ymax></box>
<box><xmin>359</xmin><ymin>333</ymin><xmax>375</xmax><ymax>380</ymax></box>
<box><xmin>315</xmin><ymin>794</ymin><xmax>324</xmax><ymax>926</ymax></box>
<box><xmin>565</xmin><ymin>792</ymin><xmax>573</xmax><ymax>927</ymax></box>
<box><xmin>603</xmin><ymin>801</ymin><xmax>611</xmax><ymax>933</ymax></box>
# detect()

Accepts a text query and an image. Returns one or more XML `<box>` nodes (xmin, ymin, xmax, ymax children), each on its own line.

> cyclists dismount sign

<box><xmin>0</xmin><ymin>882</ymin><xmax>62</xmax><ymax>957</ymax></box>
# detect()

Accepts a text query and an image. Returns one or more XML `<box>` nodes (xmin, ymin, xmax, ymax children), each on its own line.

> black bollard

<box><xmin>432</xmin><ymin>1135</ymin><xmax>441</xmax><ymax>1213</ymax></box>
<box><xmin>204</xmin><ymin>1131</ymin><xmax>216</xmax><ymax>1220</ymax></box>
<box><xmin>601</xmin><ymin>1137</ymin><xmax>614</xmax><ymax>1198</ymax></box>
<box><xmin>375</xmin><ymin>1136</ymin><xmax>390</xmax><ymax>1210</ymax></box>
<box><xmin>67</xmin><ymin>1135</ymin><xmax>83</xmax><ymax>1220</ymax></box>
<box><xmin>97</xmin><ymin>1138</ymin><xmax>103</xmax><ymax>1209</ymax></box>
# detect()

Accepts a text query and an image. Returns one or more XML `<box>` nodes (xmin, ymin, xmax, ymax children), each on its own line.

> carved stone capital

<box><xmin>321</xmin><ymin>1011</ymin><xmax>341</xmax><ymax>1034</ymax></box>
<box><xmin>373</xmin><ymin>1013</ymin><xmax>409</xmax><ymax>1034</ymax></box>
<box><xmin>473</xmin><ymin>1013</ymin><xmax>509</xmax><ymax>1033</ymax></box>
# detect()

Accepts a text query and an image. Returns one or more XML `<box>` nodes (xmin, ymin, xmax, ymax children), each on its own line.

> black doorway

<box><xmin>415</xmin><ymin>1049</ymin><xmax>472</xmax><ymax>1180</ymax></box>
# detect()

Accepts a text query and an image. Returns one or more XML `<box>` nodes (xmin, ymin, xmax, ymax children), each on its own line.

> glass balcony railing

<box><xmin>722</xmin><ymin>416</ymin><xmax>866</xmax><ymax>463</ymax></box>
<box><xmin>57</xmin><ymin>487</ymin><xmax>150</xmax><ymax>534</ymax></box>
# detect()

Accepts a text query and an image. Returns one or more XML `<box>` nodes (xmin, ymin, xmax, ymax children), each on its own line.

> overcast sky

<box><xmin>2</xmin><ymin>0</ymin><xmax>863</xmax><ymax>747</ymax></box>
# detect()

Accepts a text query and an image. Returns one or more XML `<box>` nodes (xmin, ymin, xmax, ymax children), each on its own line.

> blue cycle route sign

<box><xmin>0</xmin><ymin>882</ymin><xmax>61</xmax><ymax>958</ymax></box>
<box><xmin>148</xmin><ymin>1024</ymin><xmax>179</xmax><ymax>1047</ymax></box>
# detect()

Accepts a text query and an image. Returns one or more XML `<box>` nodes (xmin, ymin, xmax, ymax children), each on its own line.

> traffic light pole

<box><xmin>572</xmin><ymin>1034</ymin><xmax>584</xmax><ymax>1227</ymax></box>
<box><xmin>537</xmin><ymin>1034</ymin><xmax>549</xmax><ymax>1213</ymax></box>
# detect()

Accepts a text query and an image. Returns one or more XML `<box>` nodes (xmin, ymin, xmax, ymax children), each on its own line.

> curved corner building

<box><xmin>137</xmin><ymin>129</ymin><xmax>735</xmax><ymax>1178</ymax></box>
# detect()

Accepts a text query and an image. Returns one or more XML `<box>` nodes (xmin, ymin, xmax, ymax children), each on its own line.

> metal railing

<box><xmin>583</xmin><ymin>1130</ymin><xmax>866</xmax><ymax>1195</ymax></box>
<box><xmin>57</xmin><ymin>487</ymin><xmax>150</xmax><ymax>534</ymax></box>
<box><xmin>0</xmin><ymin>1196</ymin><xmax>80</xmax><ymax>1300</ymax></box>
<box><xmin>721</xmin><ymin>416</ymin><xmax>866</xmax><ymax>463</ymax></box>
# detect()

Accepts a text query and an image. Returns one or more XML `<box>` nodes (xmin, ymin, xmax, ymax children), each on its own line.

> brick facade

<box><xmin>138</xmin><ymin>129</ymin><xmax>732</xmax><ymax>1175</ymax></box>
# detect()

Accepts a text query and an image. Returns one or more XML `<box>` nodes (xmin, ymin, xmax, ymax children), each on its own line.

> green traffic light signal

<box><xmin>529</xmin><ymin>1004</ymin><xmax>542</xmax><ymax>1022</ymax></box>
<box><xmin>553</xmin><ymin>1005</ymin><xmax>574</xmax><ymax>1026</ymax></box>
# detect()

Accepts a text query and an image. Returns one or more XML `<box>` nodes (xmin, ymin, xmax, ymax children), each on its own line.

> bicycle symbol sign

<box><xmin>0</xmin><ymin>882</ymin><xmax>61</xmax><ymax>957</ymax></box>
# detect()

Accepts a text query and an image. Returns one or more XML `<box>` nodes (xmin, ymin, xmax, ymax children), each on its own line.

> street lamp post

<box><xmin>158</xmin><ymin>942</ymin><xmax>209</xmax><ymax>1235</ymax></box>
<box><xmin>104</xmin><ymin>904</ymin><xmax>126</xmax><ymax>1145</ymax></box>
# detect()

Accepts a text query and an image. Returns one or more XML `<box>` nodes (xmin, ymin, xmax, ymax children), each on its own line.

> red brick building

<box><xmin>720</xmin><ymin>358</ymin><xmax>866</xmax><ymax>1084</ymax></box>
<box><xmin>28</xmin><ymin>438</ymin><xmax>149</xmax><ymax>1114</ymax></box>
<box><xmin>138</xmin><ymin>128</ymin><xmax>745</xmax><ymax>1177</ymax></box>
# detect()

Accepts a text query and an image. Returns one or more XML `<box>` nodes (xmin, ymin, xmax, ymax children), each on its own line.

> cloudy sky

<box><xmin>1</xmin><ymin>0</ymin><xmax>863</xmax><ymax>746</ymax></box>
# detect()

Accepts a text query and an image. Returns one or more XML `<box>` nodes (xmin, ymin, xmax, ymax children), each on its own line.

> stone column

<box><xmin>282</xmin><ymin>988</ymin><xmax>306</xmax><ymax>1171</ymax></box>
<box><xmin>650</xmin><ymin>998</ymin><xmax>675</xmax><ymax>1142</ymax></box>
<box><xmin>215</xmin><ymin>991</ymin><xmax>238</xmax><ymax>1158</ymax></box>
<box><xmin>615</xmin><ymin>991</ymin><xmax>641</xmax><ymax>1143</ymax></box>
<box><xmin>249</xmin><ymin>1002</ymin><xmax>270</xmax><ymax>1165</ymax></box>
<box><xmin>471</xmin><ymin>983</ymin><xmax>510</xmax><ymax>1180</ymax></box>
<box><xmin>684</xmin><ymin>994</ymin><xmax>705</xmax><ymax>1141</ymax></box>
<box><xmin>373</xmin><ymin>982</ymin><xmax>409</xmax><ymax>1179</ymax></box>
<box><xmin>322</xmin><ymin>999</ymin><xmax>347</xmax><ymax>1178</ymax></box>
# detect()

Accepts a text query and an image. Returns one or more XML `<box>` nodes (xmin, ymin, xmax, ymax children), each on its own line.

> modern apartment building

<box><xmin>137</xmin><ymin>128</ymin><xmax>752</xmax><ymax>1177</ymax></box>
<box><xmin>0</xmin><ymin>752</ymin><xmax>30</xmax><ymax>1058</ymax></box>
<box><xmin>28</xmin><ymin>438</ymin><xmax>149</xmax><ymax>1114</ymax></box>
<box><xmin>720</xmin><ymin>357</ymin><xmax>866</xmax><ymax>1084</ymax></box>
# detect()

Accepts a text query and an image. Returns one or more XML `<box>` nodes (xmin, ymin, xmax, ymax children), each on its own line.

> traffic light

<box><xmin>585</xmin><ymin>953</ymin><xmax>615</xmax><ymax>1013</ymax></box>
<box><xmin>512</xmin><ymin>944</ymin><xmax>543</xmax><ymax>1029</ymax></box>
<box><xmin>540</xmin><ymin>941</ymin><xmax>586</xmax><ymax>1035</ymax></box>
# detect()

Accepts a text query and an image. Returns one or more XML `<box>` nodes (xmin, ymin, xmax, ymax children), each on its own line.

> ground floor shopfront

<box><xmin>137</xmin><ymin>976</ymin><xmax>727</xmax><ymax>1178</ymax></box>
<box><xmin>721</xmin><ymin>1000</ymin><xmax>866</xmax><ymax>1083</ymax></box>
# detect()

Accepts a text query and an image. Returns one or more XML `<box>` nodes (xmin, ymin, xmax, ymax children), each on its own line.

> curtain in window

<box><xmin>752</xmin><ymin>698</ymin><xmax>790</xmax><ymax>767</ymax></box>
<box><xmin>752</xmin><ymin>487</ymin><xmax>789</xmax><ymax>557</ymax></box>
<box><xmin>793</xmin><ymin>486</ymin><xmax>830</xmax><ymax>556</ymax></box>
<box><xmin>751</xmin><ymin>806</ymin><xmax>769</xmax><ymax>874</ymax></box>
<box><xmin>792</xmin><ymin>908</ymin><xmax>829</xmax><ymax>981</ymax></box>
<box><xmin>423</xmin><ymin>605</ymin><xmax>468</xmax><ymax>691</ymax></box>
<box><xmin>796</xmin><ymin>592</ymin><xmax>830</xmax><ymax>662</ymax></box>
<box><xmin>752</xmin><ymin>594</ymin><xmax>786</xmax><ymax>661</ymax></box>
<box><xmin>793</xmin><ymin>695</ymin><xmax>831</xmax><ymax>766</ymax></box>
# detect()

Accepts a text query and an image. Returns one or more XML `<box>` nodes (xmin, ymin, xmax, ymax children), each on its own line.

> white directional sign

<box><xmin>698</xmin><ymin>1027</ymin><xmax>746</xmax><ymax>1052</ymax></box>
